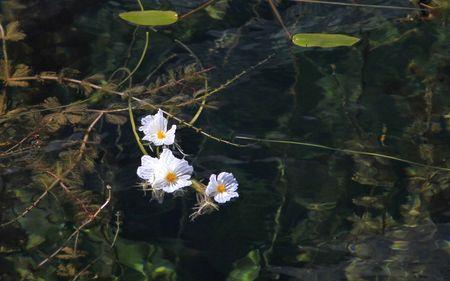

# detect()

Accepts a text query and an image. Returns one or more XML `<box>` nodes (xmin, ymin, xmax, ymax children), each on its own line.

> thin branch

<box><xmin>267</xmin><ymin>0</ymin><xmax>291</xmax><ymax>39</ymax></box>
<box><xmin>0</xmin><ymin>23</ymin><xmax>9</xmax><ymax>114</ymax></box>
<box><xmin>72</xmin><ymin>257</ymin><xmax>100</xmax><ymax>281</ymax></box>
<box><xmin>179</xmin><ymin>0</ymin><xmax>217</xmax><ymax>20</ymax></box>
<box><xmin>45</xmin><ymin>171</ymin><xmax>91</xmax><ymax>216</ymax></box>
<box><xmin>290</xmin><ymin>0</ymin><xmax>426</xmax><ymax>11</ymax></box>
<box><xmin>37</xmin><ymin>185</ymin><xmax>112</xmax><ymax>268</ymax></box>
<box><xmin>0</xmin><ymin>98</ymin><xmax>90</xmax><ymax>125</ymax></box>
<box><xmin>117</xmin><ymin>0</ymin><xmax>149</xmax><ymax>87</ymax></box>
<box><xmin>173</xmin><ymin>38</ymin><xmax>208</xmax><ymax>125</ymax></box>
<box><xmin>117</xmin><ymin>4</ymin><xmax>150</xmax><ymax>87</ymax></box>
<box><xmin>179</xmin><ymin>53</ymin><xmax>275</xmax><ymax>105</ymax></box>
<box><xmin>143</xmin><ymin>54</ymin><xmax>177</xmax><ymax>85</ymax></box>
<box><xmin>236</xmin><ymin>136</ymin><xmax>450</xmax><ymax>172</ymax></box>
<box><xmin>110</xmin><ymin>211</ymin><xmax>121</xmax><ymax>248</ymax></box>
<box><xmin>0</xmin><ymin>23</ymin><xmax>10</xmax><ymax>81</ymax></box>
<box><xmin>145</xmin><ymin>66</ymin><xmax>214</xmax><ymax>95</ymax></box>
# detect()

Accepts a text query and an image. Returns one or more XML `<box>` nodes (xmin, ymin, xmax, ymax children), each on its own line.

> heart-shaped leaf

<box><xmin>119</xmin><ymin>10</ymin><xmax>178</xmax><ymax>26</ymax></box>
<box><xmin>292</xmin><ymin>33</ymin><xmax>360</xmax><ymax>48</ymax></box>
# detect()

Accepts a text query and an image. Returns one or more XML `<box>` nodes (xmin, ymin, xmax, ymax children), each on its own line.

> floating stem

<box><xmin>236</xmin><ymin>136</ymin><xmax>450</xmax><ymax>172</ymax></box>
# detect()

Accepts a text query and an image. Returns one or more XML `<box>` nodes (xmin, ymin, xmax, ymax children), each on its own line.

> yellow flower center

<box><xmin>157</xmin><ymin>130</ymin><xmax>166</xmax><ymax>140</ymax></box>
<box><xmin>216</xmin><ymin>184</ymin><xmax>226</xmax><ymax>193</ymax></box>
<box><xmin>165</xmin><ymin>172</ymin><xmax>177</xmax><ymax>184</ymax></box>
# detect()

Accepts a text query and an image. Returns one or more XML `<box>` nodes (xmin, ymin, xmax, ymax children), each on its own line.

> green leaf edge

<box><xmin>292</xmin><ymin>33</ymin><xmax>360</xmax><ymax>48</ymax></box>
<box><xmin>119</xmin><ymin>10</ymin><xmax>178</xmax><ymax>26</ymax></box>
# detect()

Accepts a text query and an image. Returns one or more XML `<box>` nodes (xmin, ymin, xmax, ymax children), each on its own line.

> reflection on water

<box><xmin>0</xmin><ymin>0</ymin><xmax>449</xmax><ymax>280</ymax></box>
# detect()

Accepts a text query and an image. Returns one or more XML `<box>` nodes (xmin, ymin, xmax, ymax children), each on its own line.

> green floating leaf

<box><xmin>226</xmin><ymin>250</ymin><xmax>261</xmax><ymax>281</ymax></box>
<box><xmin>292</xmin><ymin>33</ymin><xmax>360</xmax><ymax>48</ymax></box>
<box><xmin>119</xmin><ymin>10</ymin><xmax>178</xmax><ymax>26</ymax></box>
<box><xmin>115</xmin><ymin>239</ymin><xmax>176</xmax><ymax>280</ymax></box>
<box><xmin>205</xmin><ymin>0</ymin><xmax>229</xmax><ymax>20</ymax></box>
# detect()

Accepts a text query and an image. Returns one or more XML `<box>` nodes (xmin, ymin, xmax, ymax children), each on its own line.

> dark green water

<box><xmin>1</xmin><ymin>0</ymin><xmax>449</xmax><ymax>280</ymax></box>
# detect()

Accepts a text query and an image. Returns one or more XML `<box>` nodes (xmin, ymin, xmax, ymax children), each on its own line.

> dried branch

<box><xmin>37</xmin><ymin>185</ymin><xmax>112</xmax><ymax>268</ymax></box>
<box><xmin>71</xmin><ymin>257</ymin><xmax>100</xmax><ymax>281</ymax></box>
<box><xmin>45</xmin><ymin>171</ymin><xmax>91</xmax><ymax>216</ymax></box>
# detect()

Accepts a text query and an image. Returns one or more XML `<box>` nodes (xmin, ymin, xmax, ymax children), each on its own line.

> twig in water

<box><xmin>179</xmin><ymin>0</ymin><xmax>217</xmax><ymax>20</ymax></box>
<box><xmin>290</xmin><ymin>0</ymin><xmax>426</xmax><ymax>11</ymax></box>
<box><xmin>37</xmin><ymin>185</ymin><xmax>112</xmax><ymax>268</ymax></box>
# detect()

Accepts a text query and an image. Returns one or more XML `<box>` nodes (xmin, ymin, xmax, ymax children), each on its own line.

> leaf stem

<box><xmin>128</xmin><ymin>97</ymin><xmax>148</xmax><ymax>155</ymax></box>
<box><xmin>267</xmin><ymin>0</ymin><xmax>292</xmax><ymax>40</ymax></box>
<box><xmin>179</xmin><ymin>0</ymin><xmax>217</xmax><ymax>20</ymax></box>
<box><xmin>236</xmin><ymin>136</ymin><xmax>450</xmax><ymax>172</ymax></box>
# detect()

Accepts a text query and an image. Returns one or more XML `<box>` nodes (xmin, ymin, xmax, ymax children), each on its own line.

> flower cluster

<box><xmin>136</xmin><ymin>109</ymin><xmax>239</xmax><ymax>211</ymax></box>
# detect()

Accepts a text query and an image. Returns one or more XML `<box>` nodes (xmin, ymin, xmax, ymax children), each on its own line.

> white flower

<box><xmin>205</xmin><ymin>172</ymin><xmax>239</xmax><ymax>203</ymax></box>
<box><xmin>139</xmin><ymin>109</ymin><xmax>176</xmax><ymax>146</ymax></box>
<box><xmin>136</xmin><ymin>154</ymin><xmax>159</xmax><ymax>183</ymax></box>
<box><xmin>152</xmin><ymin>149</ymin><xmax>193</xmax><ymax>193</ymax></box>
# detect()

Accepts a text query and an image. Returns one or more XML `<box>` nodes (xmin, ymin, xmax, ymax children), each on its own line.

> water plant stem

<box><xmin>236</xmin><ymin>136</ymin><xmax>450</xmax><ymax>172</ymax></box>
<box><xmin>128</xmin><ymin>96</ymin><xmax>149</xmax><ymax>155</ymax></box>
<box><xmin>290</xmin><ymin>0</ymin><xmax>426</xmax><ymax>11</ymax></box>
<box><xmin>268</xmin><ymin>0</ymin><xmax>292</xmax><ymax>39</ymax></box>
<box><xmin>7</xmin><ymin>75</ymin><xmax>247</xmax><ymax>147</ymax></box>
<box><xmin>0</xmin><ymin>24</ymin><xmax>9</xmax><ymax>114</ymax></box>
<box><xmin>118</xmin><ymin>31</ymin><xmax>150</xmax><ymax>87</ymax></box>
<box><xmin>180</xmin><ymin>53</ymin><xmax>274</xmax><ymax>105</ymax></box>
<box><xmin>118</xmin><ymin>0</ymin><xmax>149</xmax><ymax>87</ymax></box>
<box><xmin>179</xmin><ymin>0</ymin><xmax>217</xmax><ymax>20</ymax></box>
<box><xmin>173</xmin><ymin>38</ymin><xmax>208</xmax><ymax>125</ymax></box>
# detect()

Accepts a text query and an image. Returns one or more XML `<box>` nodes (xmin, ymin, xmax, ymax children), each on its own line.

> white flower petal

<box><xmin>174</xmin><ymin>160</ymin><xmax>193</xmax><ymax>177</ymax></box>
<box><xmin>141</xmin><ymin>115</ymin><xmax>154</xmax><ymax>125</ymax></box>
<box><xmin>227</xmin><ymin>191</ymin><xmax>239</xmax><ymax>199</ymax></box>
<box><xmin>141</xmin><ymin>155</ymin><xmax>158</xmax><ymax>166</ymax></box>
<box><xmin>139</xmin><ymin>110</ymin><xmax>176</xmax><ymax>146</ymax></box>
<box><xmin>205</xmin><ymin>174</ymin><xmax>218</xmax><ymax>197</ymax></box>
<box><xmin>149</xmin><ymin>149</ymin><xmax>193</xmax><ymax>193</ymax></box>
<box><xmin>214</xmin><ymin>190</ymin><xmax>239</xmax><ymax>203</ymax></box>
<box><xmin>152</xmin><ymin>176</ymin><xmax>166</xmax><ymax>190</ymax></box>
<box><xmin>226</xmin><ymin>183</ymin><xmax>238</xmax><ymax>192</ymax></box>
<box><xmin>149</xmin><ymin>134</ymin><xmax>165</xmax><ymax>146</ymax></box>
<box><xmin>137</xmin><ymin>155</ymin><xmax>160</xmax><ymax>182</ymax></box>
<box><xmin>162</xmin><ymin>179</ymin><xmax>191</xmax><ymax>193</ymax></box>
<box><xmin>154</xmin><ymin>110</ymin><xmax>168</xmax><ymax>131</ymax></box>
<box><xmin>137</xmin><ymin>166</ymin><xmax>153</xmax><ymax>181</ymax></box>
<box><xmin>214</xmin><ymin>192</ymin><xmax>232</xmax><ymax>203</ymax></box>
<box><xmin>159</xmin><ymin>149</ymin><xmax>175</xmax><ymax>165</ymax></box>
<box><xmin>142</xmin><ymin>134</ymin><xmax>152</xmax><ymax>141</ymax></box>
<box><xmin>163</xmin><ymin>125</ymin><xmax>176</xmax><ymax>145</ymax></box>
<box><xmin>207</xmin><ymin>172</ymin><xmax>239</xmax><ymax>203</ymax></box>
<box><xmin>218</xmin><ymin>172</ymin><xmax>237</xmax><ymax>186</ymax></box>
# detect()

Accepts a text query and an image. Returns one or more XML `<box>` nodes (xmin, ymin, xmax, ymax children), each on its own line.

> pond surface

<box><xmin>0</xmin><ymin>0</ymin><xmax>449</xmax><ymax>280</ymax></box>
